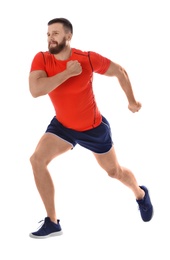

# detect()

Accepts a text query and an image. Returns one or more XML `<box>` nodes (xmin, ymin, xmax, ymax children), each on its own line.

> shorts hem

<box><xmin>92</xmin><ymin>144</ymin><xmax>113</xmax><ymax>154</ymax></box>
<box><xmin>45</xmin><ymin>132</ymin><xmax>74</xmax><ymax>149</ymax></box>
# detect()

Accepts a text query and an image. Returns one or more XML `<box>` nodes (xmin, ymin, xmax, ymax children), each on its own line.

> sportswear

<box><xmin>29</xmin><ymin>217</ymin><xmax>63</xmax><ymax>239</ymax></box>
<box><xmin>46</xmin><ymin>115</ymin><xmax>113</xmax><ymax>153</ymax></box>
<box><xmin>30</xmin><ymin>48</ymin><xmax>111</xmax><ymax>131</ymax></box>
<box><xmin>136</xmin><ymin>186</ymin><xmax>153</xmax><ymax>222</ymax></box>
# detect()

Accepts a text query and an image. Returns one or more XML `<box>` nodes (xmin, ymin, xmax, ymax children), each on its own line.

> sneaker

<box><xmin>29</xmin><ymin>217</ymin><xmax>63</xmax><ymax>239</ymax></box>
<box><xmin>136</xmin><ymin>186</ymin><xmax>153</xmax><ymax>222</ymax></box>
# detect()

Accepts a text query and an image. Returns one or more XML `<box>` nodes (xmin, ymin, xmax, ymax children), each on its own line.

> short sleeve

<box><xmin>30</xmin><ymin>52</ymin><xmax>46</xmax><ymax>72</ymax></box>
<box><xmin>89</xmin><ymin>51</ymin><xmax>111</xmax><ymax>74</ymax></box>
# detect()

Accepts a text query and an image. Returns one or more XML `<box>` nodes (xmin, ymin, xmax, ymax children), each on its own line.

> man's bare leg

<box><xmin>93</xmin><ymin>146</ymin><xmax>145</xmax><ymax>200</ymax></box>
<box><xmin>30</xmin><ymin>133</ymin><xmax>72</xmax><ymax>223</ymax></box>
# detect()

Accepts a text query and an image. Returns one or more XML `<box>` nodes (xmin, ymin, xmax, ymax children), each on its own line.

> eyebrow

<box><xmin>47</xmin><ymin>30</ymin><xmax>60</xmax><ymax>35</ymax></box>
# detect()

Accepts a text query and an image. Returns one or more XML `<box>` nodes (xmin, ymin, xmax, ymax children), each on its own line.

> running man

<box><xmin>29</xmin><ymin>18</ymin><xmax>153</xmax><ymax>239</ymax></box>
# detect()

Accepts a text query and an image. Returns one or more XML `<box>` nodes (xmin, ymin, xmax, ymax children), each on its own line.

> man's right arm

<box><xmin>29</xmin><ymin>60</ymin><xmax>82</xmax><ymax>98</ymax></box>
<box><xmin>29</xmin><ymin>69</ymin><xmax>71</xmax><ymax>98</ymax></box>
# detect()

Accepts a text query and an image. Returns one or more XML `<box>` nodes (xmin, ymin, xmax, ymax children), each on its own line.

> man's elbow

<box><xmin>31</xmin><ymin>92</ymin><xmax>39</xmax><ymax>98</ymax></box>
<box><xmin>29</xmin><ymin>87</ymin><xmax>41</xmax><ymax>98</ymax></box>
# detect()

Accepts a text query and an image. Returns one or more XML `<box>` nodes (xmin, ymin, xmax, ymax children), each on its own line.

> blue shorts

<box><xmin>45</xmin><ymin>116</ymin><xmax>113</xmax><ymax>154</ymax></box>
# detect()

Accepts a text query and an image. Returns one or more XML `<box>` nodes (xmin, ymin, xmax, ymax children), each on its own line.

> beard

<box><xmin>48</xmin><ymin>37</ymin><xmax>67</xmax><ymax>54</ymax></box>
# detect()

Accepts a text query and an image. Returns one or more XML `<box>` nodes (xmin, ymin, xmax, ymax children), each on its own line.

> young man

<box><xmin>29</xmin><ymin>18</ymin><xmax>153</xmax><ymax>239</ymax></box>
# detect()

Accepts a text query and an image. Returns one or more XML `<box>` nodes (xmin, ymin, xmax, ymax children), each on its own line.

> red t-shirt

<box><xmin>30</xmin><ymin>48</ymin><xmax>111</xmax><ymax>131</ymax></box>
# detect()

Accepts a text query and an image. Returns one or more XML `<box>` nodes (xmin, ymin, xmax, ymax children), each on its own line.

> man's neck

<box><xmin>53</xmin><ymin>46</ymin><xmax>72</xmax><ymax>61</ymax></box>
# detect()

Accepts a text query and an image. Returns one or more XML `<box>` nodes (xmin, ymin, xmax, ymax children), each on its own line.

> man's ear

<box><xmin>67</xmin><ymin>33</ymin><xmax>72</xmax><ymax>41</ymax></box>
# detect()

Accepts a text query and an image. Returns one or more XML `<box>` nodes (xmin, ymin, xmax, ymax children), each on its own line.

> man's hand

<box><xmin>128</xmin><ymin>101</ymin><xmax>142</xmax><ymax>113</ymax></box>
<box><xmin>66</xmin><ymin>60</ymin><xmax>82</xmax><ymax>77</ymax></box>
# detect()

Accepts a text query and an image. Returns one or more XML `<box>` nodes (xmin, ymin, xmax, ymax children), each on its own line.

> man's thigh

<box><xmin>32</xmin><ymin>133</ymin><xmax>73</xmax><ymax>163</ymax></box>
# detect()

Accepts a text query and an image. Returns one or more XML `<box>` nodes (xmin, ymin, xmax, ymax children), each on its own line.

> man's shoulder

<box><xmin>72</xmin><ymin>48</ymin><xmax>102</xmax><ymax>60</ymax></box>
<box><xmin>40</xmin><ymin>51</ymin><xmax>52</xmax><ymax>58</ymax></box>
<box><xmin>72</xmin><ymin>48</ymin><xmax>89</xmax><ymax>57</ymax></box>
<box><xmin>36</xmin><ymin>51</ymin><xmax>54</xmax><ymax>64</ymax></box>
<box><xmin>40</xmin><ymin>51</ymin><xmax>51</xmax><ymax>54</ymax></box>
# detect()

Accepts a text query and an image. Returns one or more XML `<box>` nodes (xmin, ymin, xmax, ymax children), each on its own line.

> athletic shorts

<box><xmin>45</xmin><ymin>116</ymin><xmax>113</xmax><ymax>154</ymax></box>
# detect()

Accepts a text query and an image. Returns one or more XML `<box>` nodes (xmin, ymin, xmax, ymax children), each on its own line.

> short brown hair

<box><xmin>48</xmin><ymin>18</ymin><xmax>73</xmax><ymax>34</ymax></box>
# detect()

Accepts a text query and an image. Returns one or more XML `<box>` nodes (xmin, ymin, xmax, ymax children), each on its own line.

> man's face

<box><xmin>47</xmin><ymin>23</ymin><xmax>69</xmax><ymax>54</ymax></box>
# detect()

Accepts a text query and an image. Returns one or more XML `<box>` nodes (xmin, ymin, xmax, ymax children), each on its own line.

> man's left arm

<box><xmin>104</xmin><ymin>61</ymin><xmax>142</xmax><ymax>113</ymax></box>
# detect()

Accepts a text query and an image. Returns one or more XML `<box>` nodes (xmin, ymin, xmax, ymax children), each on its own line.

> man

<box><xmin>29</xmin><ymin>18</ymin><xmax>153</xmax><ymax>239</ymax></box>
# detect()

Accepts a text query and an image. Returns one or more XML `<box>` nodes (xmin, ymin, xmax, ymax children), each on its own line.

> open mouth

<box><xmin>50</xmin><ymin>42</ymin><xmax>57</xmax><ymax>47</ymax></box>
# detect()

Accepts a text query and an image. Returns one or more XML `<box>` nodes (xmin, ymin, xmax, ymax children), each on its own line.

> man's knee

<box><xmin>30</xmin><ymin>153</ymin><xmax>37</xmax><ymax>169</ymax></box>
<box><xmin>30</xmin><ymin>152</ymin><xmax>46</xmax><ymax>171</ymax></box>
<box><xmin>107</xmin><ymin>166</ymin><xmax>122</xmax><ymax>179</ymax></box>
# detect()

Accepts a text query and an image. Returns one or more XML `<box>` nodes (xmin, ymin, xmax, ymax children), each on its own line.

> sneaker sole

<box><xmin>29</xmin><ymin>230</ymin><xmax>63</xmax><ymax>239</ymax></box>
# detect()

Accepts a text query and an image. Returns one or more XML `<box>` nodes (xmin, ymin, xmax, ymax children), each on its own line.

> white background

<box><xmin>1</xmin><ymin>0</ymin><xmax>169</xmax><ymax>259</ymax></box>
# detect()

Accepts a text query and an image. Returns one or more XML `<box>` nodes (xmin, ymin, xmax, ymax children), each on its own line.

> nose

<box><xmin>49</xmin><ymin>35</ymin><xmax>54</xmax><ymax>41</ymax></box>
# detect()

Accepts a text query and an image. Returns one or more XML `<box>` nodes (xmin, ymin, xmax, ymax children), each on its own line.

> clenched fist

<box><xmin>128</xmin><ymin>101</ymin><xmax>142</xmax><ymax>113</ymax></box>
<box><xmin>66</xmin><ymin>60</ymin><xmax>82</xmax><ymax>77</ymax></box>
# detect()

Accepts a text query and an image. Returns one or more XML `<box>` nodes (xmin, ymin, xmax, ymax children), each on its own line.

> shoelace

<box><xmin>138</xmin><ymin>201</ymin><xmax>152</xmax><ymax>211</ymax></box>
<box><xmin>139</xmin><ymin>205</ymin><xmax>148</xmax><ymax>211</ymax></box>
<box><xmin>37</xmin><ymin>219</ymin><xmax>46</xmax><ymax>230</ymax></box>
